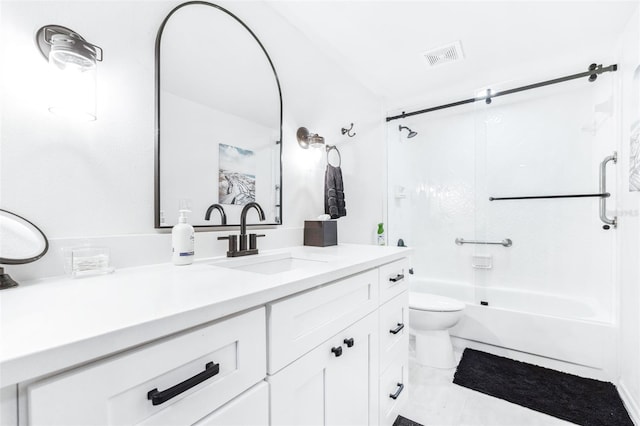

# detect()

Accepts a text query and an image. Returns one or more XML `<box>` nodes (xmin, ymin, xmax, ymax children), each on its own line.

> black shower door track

<box><xmin>385</xmin><ymin>63</ymin><xmax>618</xmax><ymax>122</ymax></box>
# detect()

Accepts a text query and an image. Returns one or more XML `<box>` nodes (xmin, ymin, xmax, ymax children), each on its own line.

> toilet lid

<box><xmin>410</xmin><ymin>293</ymin><xmax>466</xmax><ymax>312</ymax></box>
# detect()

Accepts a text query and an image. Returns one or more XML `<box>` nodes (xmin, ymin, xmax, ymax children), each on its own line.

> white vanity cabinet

<box><xmin>4</xmin><ymin>249</ymin><xmax>411</xmax><ymax>426</ymax></box>
<box><xmin>267</xmin><ymin>259</ymin><xmax>410</xmax><ymax>426</ymax></box>
<box><xmin>24</xmin><ymin>308</ymin><xmax>267</xmax><ymax>426</ymax></box>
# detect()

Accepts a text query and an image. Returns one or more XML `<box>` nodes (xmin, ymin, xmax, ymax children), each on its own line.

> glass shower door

<box><xmin>471</xmin><ymin>74</ymin><xmax>616</xmax><ymax>321</ymax></box>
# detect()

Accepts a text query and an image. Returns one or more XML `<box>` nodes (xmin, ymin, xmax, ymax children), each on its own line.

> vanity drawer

<box><xmin>379</xmin><ymin>258</ymin><xmax>410</xmax><ymax>304</ymax></box>
<box><xmin>267</xmin><ymin>269</ymin><xmax>379</xmax><ymax>374</ymax></box>
<box><xmin>27</xmin><ymin>308</ymin><xmax>266</xmax><ymax>426</ymax></box>
<box><xmin>379</xmin><ymin>291</ymin><xmax>409</xmax><ymax>371</ymax></box>
<box><xmin>379</xmin><ymin>357</ymin><xmax>409</xmax><ymax>426</ymax></box>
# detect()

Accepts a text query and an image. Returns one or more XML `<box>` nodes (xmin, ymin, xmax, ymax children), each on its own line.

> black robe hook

<box><xmin>341</xmin><ymin>123</ymin><xmax>356</xmax><ymax>137</ymax></box>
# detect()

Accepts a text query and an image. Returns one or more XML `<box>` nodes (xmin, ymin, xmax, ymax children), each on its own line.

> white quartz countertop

<box><xmin>0</xmin><ymin>244</ymin><xmax>411</xmax><ymax>386</ymax></box>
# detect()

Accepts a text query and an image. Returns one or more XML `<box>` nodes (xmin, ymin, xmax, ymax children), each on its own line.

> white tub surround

<box><xmin>0</xmin><ymin>244</ymin><xmax>411</xmax><ymax>426</ymax></box>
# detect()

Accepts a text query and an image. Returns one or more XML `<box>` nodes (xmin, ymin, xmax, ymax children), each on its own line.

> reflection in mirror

<box><xmin>156</xmin><ymin>2</ymin><xmax>282</xmax><ymax>228</ymax></box>
<box><xmin>0</xmin><ymin>209</ymin><xmax>49</xmax><ymax>289</ymax></box>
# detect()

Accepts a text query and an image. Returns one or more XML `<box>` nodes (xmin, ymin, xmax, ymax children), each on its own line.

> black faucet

<box><xmin>239</xmin><ymin>202</ymin><xmax>266</xmax><ymax>252</ymax></box>
<box><xmin>205</xmin><ymin>203</ymin><xmax>227</xmax><ymax>225</ymax></box>
<box><xmin>218</xmin><ymin>202</ymin><xmax>266</xmax><ymax>257</ymax></box>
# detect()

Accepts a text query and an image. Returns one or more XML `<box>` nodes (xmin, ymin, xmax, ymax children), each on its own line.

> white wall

<box><xmin>0</xmin><ymin>1</ymin><xmax>385</xmax><ymax>281</ymax></box>
<box><xmin>616</xmin><ymin>5</ymin><xmax>640</xmax><ymax>423</ymax></box>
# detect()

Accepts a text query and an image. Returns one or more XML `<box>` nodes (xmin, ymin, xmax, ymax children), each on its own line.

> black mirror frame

<box><xmin>153</xmin><ymin>1</ymin><xmax>283</xmax><ymax>230</ymax></box>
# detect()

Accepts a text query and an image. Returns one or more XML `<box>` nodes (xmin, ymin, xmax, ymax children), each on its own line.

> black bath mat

<box><xmin>453</xmin><ymin>348</ymin><xmax>633</xmax><ymax>426</ymax></box>
<box><xmin>393</xmin><ymin>415</ymin><xmax>423</xmax><ymax>426</ymax></box>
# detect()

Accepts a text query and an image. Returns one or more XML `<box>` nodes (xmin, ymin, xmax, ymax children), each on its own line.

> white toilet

<box><xmin>409</xmin><ymin>292</ymin><xmax>466</xmax><ymax>369</ymax></box>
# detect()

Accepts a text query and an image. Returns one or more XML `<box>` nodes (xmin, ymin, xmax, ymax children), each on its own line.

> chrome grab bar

<box><xmin>599</xmin><ymin>152</ymin><xmax>617</xmax><ymax>229</ymax></box>
<box><xmin>455</xmin><ymin>238</ymin><xmax>513</xmax><ymax>247</ymax></box>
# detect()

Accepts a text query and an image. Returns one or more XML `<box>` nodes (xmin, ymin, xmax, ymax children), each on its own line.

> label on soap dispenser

<box><xmin>178</xmin><ymin>232</ymin><xmax>195</xmax><ymax>256</ymax></box>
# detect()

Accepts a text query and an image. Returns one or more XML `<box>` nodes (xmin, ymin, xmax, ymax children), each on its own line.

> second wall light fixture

<box><xmin>296</xmin><ymin>127</ymin><xmax>325</xmax><ymax>149</ymax></box>
<box><xmin>36</xmin><ymin>25</ymin><xmax>103</xmax><ymax>121</ymax></box>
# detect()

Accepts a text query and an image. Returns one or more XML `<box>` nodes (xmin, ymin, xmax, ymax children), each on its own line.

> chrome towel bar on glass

<box><xmin>455</xmin><ymin>238</ymin><xmax>513</xmax><ymax>247</ymax></box>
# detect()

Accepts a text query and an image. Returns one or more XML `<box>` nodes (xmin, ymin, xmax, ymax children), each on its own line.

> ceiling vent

<box><xmin>421</xmin><ymin>41</ymin><xmax>464</xmax><ymax>67</ymax></box>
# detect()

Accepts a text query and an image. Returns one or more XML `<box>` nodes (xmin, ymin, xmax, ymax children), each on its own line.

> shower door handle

<box><xmin>599</xmin><ymin>152</ymin><xmax>617</xmax><ymax>229</ymax></box>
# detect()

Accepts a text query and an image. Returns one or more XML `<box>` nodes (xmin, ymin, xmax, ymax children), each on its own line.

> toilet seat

<box><xmin>410</xmin><ymin>293</ymin><xmax>465</xmax><ymax>312</ymax></box>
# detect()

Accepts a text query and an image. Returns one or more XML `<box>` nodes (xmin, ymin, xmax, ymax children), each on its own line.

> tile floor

<box><xmin>399</xmin><ymin>343</ymin><xmax>575</xmax><ymax>426</ymax></box>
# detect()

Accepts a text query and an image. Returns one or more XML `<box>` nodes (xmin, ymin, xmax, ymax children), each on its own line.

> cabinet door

<box><xmin>326</xmin><ymin>314</ymin><xmax>378</xmax><ymax>426</ymax></box>
<box><xmin>269</xmin><ymin>312</ymin><xmax>378</xmax><ymax>426</ymax></box>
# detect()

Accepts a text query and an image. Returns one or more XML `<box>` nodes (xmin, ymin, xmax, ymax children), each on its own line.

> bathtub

<box><xmin>411</xmin><ymin>278</ymin><xmax>617</xmax><ymax>378</ymax></box>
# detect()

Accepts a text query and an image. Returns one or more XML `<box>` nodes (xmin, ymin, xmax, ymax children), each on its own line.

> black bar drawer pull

<box><xmin>389</xmin><ymin>323</ymin><xmax>405</xmax><ymax>334</ymax></box>
<box><xmin>343</xmin><ymin>338</ymin><xmax>354</xmax><ymax>348</ymax></box>
<box><xmin>389</xmin><ymin>274</ymin><xmax>404</xmax><ymax>282</ymax></box>
<box><xmin>331</xmin><ymin>346</ymin><xmax>343</xmax><ymax>357</ymax></box>
<box><xmin>389</xmin><ymin>382</ymin><xmax>404</xmax><ymax>400</ymax></box>
<box><xmin>147</xmin><ymin>362</ymin><xmax>220</xmax><ymax>406</ymax></box>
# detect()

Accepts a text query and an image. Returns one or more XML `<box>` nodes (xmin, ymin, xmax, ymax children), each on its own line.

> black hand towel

<box><xmin>324</xmin><ymin>164</ymin><xmax>347</xmax><ymax>219</ymax></box>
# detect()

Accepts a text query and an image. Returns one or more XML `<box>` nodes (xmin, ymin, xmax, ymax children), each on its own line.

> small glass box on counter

<box><xmin>63</xmin><ymin>246</ymin><xmax>114</xmax><ymax>277</ymax></box>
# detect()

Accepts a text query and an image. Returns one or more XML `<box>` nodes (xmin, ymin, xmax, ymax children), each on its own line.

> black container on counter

<box><xmin>303</xmin><ymin>220</ymin><xmax>337</xmax><ymax>247</ymax></box>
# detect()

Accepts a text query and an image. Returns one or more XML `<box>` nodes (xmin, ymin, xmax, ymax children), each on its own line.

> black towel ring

<box><xmin>326</xmin><ymin>145</ymin><xmax>341</xmax><ymax>167</ymax></box>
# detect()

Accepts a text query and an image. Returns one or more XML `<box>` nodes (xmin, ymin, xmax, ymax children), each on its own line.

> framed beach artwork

<box><xmin>630</xmin><ymin>65</ymin><xmax>640</xmax><ymax>192</ymax></box>
<box><xmin>218</xmin><ymin>143</ymin><xmax>256</xmax><ymax>205</ymax></box>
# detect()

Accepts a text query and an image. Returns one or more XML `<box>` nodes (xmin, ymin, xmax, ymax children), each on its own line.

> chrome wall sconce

<box><xmin>36</xmin><ymin>25</ymin><xmax>103</xmax><ymax>121</ymax></box>
<box><xmin>297</xmin><ymin>127</ymin><xmax>325</xmax><ymax>149</ymax></box>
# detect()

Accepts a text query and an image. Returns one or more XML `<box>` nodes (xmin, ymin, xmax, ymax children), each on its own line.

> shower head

<box><xmin>399</xmin><ymin>125</ymin><xmax>417</xmax><ymax>138</ymax></box>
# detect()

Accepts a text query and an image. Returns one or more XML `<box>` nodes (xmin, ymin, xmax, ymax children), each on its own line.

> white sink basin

<box><xmin>211</xmin><ymin>252</ymin><xmax>331</xmax><ymax>275</ymax></box>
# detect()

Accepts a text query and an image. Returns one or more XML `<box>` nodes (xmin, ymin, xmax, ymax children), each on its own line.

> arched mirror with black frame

<box><xmin>155</xmin><ymin>1</ymin><xmax>283</xmax><ymax>229</ymax></box>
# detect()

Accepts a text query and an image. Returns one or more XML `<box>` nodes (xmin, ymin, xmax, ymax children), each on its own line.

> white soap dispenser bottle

<box><xmin>172</xmin><ymin>209</ymin><xmax>194</xmax><ymax>265</ymax></box>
